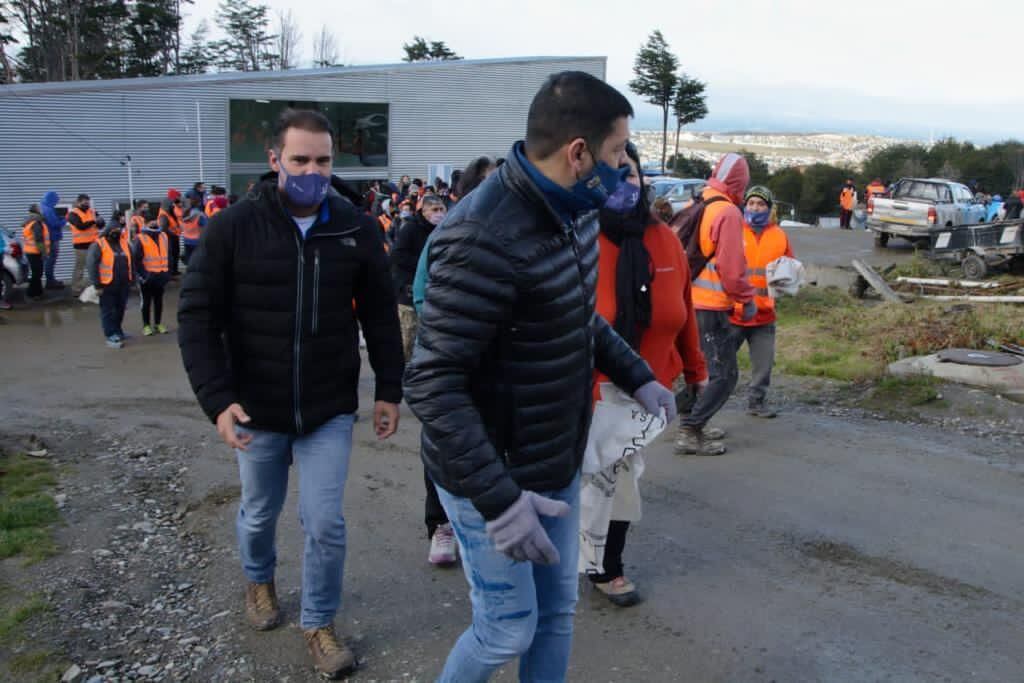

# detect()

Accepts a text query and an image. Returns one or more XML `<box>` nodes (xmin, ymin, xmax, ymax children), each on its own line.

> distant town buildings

<box><xmin>632</xmin><ymin>130</ymin><xmax>911</xmax><ymax>174</ymax></box>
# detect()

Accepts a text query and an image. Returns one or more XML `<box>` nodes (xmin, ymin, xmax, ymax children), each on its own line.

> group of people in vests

<box><xmin>18</xmin><ymin>182</ymin><xmax>231</xmax><ymax>348</ymax></box>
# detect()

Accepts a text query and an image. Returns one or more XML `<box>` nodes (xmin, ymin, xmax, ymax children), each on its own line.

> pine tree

<box><xmin>0</xmin><ymin>1</ymin><xmax>17</xmax><ymax>83</ymax></box>
<box><xmin>178</xmin><ymin>18</ymin><xmax>214</xmax><ymax>74</ymax></box>
<box><xmin>402</xmin><ymin>36</ymin><xmax>461</xmax><ymax>62</ymax></box>
<box><xmin>212</xmin><ymin>0</ymin><xmax>276</xmax><ymax>72</ymax></box>
<box><xmin>671</xmin><ymin>74</ymin><xmax>707</xmax><ymax>173</ymax></box>
<box><xmin>628</xmin><ymin>30</ymin><xmax>679</xmax><ymax>172</ymax></box>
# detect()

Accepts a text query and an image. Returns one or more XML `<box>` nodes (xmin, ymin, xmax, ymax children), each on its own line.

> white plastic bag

<box><xmin>766</xmin><ymin>256</ymin><xmax>806</xmax><ymax>297</ymax></box>
<box><xmin>79</xmin><ymin>285</ymin><xmax>100</xmax><ymax>305</ymax></box>
<box><xmin>578</xmin><ymin>384</ymin><xmax>666</xmax><ymax>576</ymax></box>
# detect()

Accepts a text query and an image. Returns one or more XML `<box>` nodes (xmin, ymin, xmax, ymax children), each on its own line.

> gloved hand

<box><xmin>633</xmin><ymin>380</ymin><xmax>676</xmax><ymax>423</ymax></box>
<box><xmin>485</xmin><ymin>491</ymin><xmax>570</xmax><ymax>565</ymax></box>
<box><xmin>741</xmin><ymin>299</ymin><xmax>757</xmax><ymax>322</ymax></box>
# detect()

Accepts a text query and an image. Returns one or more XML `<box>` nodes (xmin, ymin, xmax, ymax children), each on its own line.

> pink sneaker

<box><xmin>428</xmin><ymin>523</ymin><xmax>458</xmax><ymax>566</ymax></box>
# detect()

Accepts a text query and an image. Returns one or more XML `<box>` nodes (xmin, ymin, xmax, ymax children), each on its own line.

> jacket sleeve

<box><xmin>66</xmin><ymin>212</ymin><xmax>83</xmax><ymax>231</ymax></box>
<box><xmin>131</xmin><ymin>238</ymin><xmax>147</xmax><ymax>280</ymax></box>
<box><xmin>403</xmin><ymin>219</ymin><xmax>520</xmax><ymax>520</ymax></box>
<box><xmin>592</xmin><ymin>315</ymin><xmax>656</xmax><ymax>394</ymax></box>
<box><xmin>86</xmin><ymin>243</ymin><xmax>101</xmax><ymax>286</ymax></box>
<box><xmin>710</xmin><ymin>209</ymin><xmax>754</xmax><ymax>304</ymax></box>
<box><xmin>676</xmin><ymin>255</ymin><xmax>708</xmax><ymax>384</ymax></box>
<box><xmin>177</xmin><ymin>213</ymin><xmax>239</xmax><ymax>423</ymax></box>
<box><xmin>389</xmin><ymin>220</ymin><xmax>418</xmax><ymax>301</ymax></box>
<box><xmin>411</xmin><ymin>230</ymin><xmax>434</xmax><ymax>314</ymax></box>
<box><xmin>352</xmin><ymin>215</ymin><xmax>404</xmax><ymax>404</ymax></box>
<box><xmin>31</xmin><ymin>221</ymin><xmax>47</xmax><ymax>255</ymax></box>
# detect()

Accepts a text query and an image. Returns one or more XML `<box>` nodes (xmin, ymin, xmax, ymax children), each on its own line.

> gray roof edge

<box><xmin>0</xmin><ymin>55</ymin><xmax>607</xmax><ymax>96</ymax></box>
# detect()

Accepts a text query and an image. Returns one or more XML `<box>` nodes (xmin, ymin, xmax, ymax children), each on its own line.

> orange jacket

<box><xmin>22</xmin><ymin>217</ymin><xmax>50</xmax><ymax>256</ymax></box>
<box><xmin>692</xmin><ymin>186</ymin><xmax>755</xmax><ymax>311</ymax></box>
<box><xmin>68</xmin><ymin>207</ymin><xmax>98</xmax><ymax>246</ymax></box>
<box><xmin>840</xmin><ymin>187</ymin><xmax>856</xmax><ymax>211</ymax></box>
<box><xmin>594</xmin><ymin>222</ymin><xmax>707</xmax><ymax>402</ymax></box>
<box><xmin>98</xmin><ymin>233</ymin><xmax>133</xmax><ymax>285</ymax></box>
<box><xmin>730</xmin><ymin>223</ymin><xmax>793</xmax><ymax>327</ymax></box>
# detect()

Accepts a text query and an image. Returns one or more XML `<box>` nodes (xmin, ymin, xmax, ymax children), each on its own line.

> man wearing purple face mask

<box><xmin>178</xmin><ymin>108</ymin><xmax>404</xmax><ymax>679</ymax></box>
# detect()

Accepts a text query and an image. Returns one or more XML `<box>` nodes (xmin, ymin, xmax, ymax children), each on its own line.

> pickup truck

<box><xmin>867</xmin><ymin>178</ymin><xmax>986</xmax><ymax>248</ymax></box>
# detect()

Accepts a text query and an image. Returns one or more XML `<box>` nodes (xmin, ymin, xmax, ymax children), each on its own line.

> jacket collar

<box><xmin>503</xmin><ymin>142</ymin><xmax>593</xmax><ymax>233</ymax></box>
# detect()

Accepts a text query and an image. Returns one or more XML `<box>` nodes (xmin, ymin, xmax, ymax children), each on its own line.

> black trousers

<box><xmin>99</xmin><ymin>285</ymin><xmax>128</xmax><ymax>338</ymax></box>
<box><xmin>424</xmin><ymin>468</ymin><xmax>449</xmax><ymax>538</ymax></box>
<box><xmin>839</xmin><ymin>208</ymin><xmax>853</xmax><ymax>229</ymax></box>
<box><xmin>139</xmin><ymin>281</ymin><xmax>165</xmax><ymax>326</ymax></box>
<box><xmin>27</xmin><ymin>253</ymin><xmax>44</xmax><ymax>298</ymax></box>
<box><xmin>167</xmin><ymin>234</ymin><xmax>181</xmax><ymax>274</ymax></box>
<box><xmin>182</xmin><ymin>243</ymin><xmax>197</xmax><ymax>266</ymax></box>
<box><xmin>588</xmin><ymin>520</ymin><xmax>630</xmax><ymax>583</ymax></box>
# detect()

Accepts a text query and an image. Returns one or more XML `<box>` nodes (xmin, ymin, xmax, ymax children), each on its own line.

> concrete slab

<box><xmin>888</xmin><ymin>353</ymin><xmax>1024</xmax><ymax>401</ymax></box>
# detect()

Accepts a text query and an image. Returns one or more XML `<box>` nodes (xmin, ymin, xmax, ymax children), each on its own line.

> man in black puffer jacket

<box><xmin>178</xmin><ymin>109</ymin><xmax>403</xmax><ymax>679</ymax></box>
<box><xmin>404</xmin><ymin>71</ymin><xmax>675</xmax><ymax>682</ymax></box>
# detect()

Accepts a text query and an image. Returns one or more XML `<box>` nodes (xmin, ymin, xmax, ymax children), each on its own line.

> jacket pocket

<box><xmin>312</xmin><ymin>248</ymin><xmax>321</xmax><ymax>336</ymax></box>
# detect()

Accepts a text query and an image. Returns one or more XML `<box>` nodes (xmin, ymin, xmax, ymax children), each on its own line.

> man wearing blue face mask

<box><xmin>178</xmin><ymin>108</ymin><xmax>404</xmax><ymax>679</ymax></box>
<box><xmin>404</xmin><ymin>71</ymin><xmax>671</xmax><ymax>682</ymax></box>
<box><xmin>730</xmin><ymin>186</ymin><xmax>794</xmax><ymax>418</ymax></box>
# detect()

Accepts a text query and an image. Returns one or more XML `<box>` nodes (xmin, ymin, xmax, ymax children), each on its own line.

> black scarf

<box><xmin>599</xmin><ymin>204</ymin><xmax>653</xmax><ymax>350</ymax></box>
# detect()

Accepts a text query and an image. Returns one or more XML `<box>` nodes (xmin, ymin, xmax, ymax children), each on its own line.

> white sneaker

<box><xmin>428</xmin><ymin>523</ymin><xmax>458</xmax><ymax>566</ymax></box>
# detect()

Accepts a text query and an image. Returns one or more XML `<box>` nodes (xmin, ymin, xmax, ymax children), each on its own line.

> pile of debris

<box><xmin>850</xmin><ymin>259</ymin><xmax>1024</xmax><ymax>304</ymax></box>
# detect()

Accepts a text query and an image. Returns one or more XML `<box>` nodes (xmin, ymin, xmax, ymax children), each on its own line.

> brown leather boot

<box><xmin>304</xmin><ymin>624</ymin><xmax>356</xmax><ymax>679</ymax></box>
<box><xmin>245</xmin><ymin>581</ymin><xmax>281</xmax><ymax>631</ymax></box>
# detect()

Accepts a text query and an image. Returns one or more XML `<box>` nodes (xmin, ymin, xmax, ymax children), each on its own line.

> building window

<box><xmin>229</xmin><ymin>99</ymin><xmax>389</xmax><ymax>168</ymax></box>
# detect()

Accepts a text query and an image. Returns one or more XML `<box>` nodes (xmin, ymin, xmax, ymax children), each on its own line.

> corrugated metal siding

<box><xmin>0</xmin><ymin>56</ymin><xmax>604</xmax><ymax>280</ymax></box>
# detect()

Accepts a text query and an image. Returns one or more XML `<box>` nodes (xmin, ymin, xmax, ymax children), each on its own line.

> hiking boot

<box><xmin>245</xmin><ymin>582</ymin><xmax>281</xmax><ymax>631</ymax></box>
<box><xmin>592</xmin><ymin>576</ymin><xmax>641</xmax><ymax>607</ymax></box>
<box><xmin>304</xmin><ymin>625</ymin><xmax>356</xmax><ymax>679</ymax></box>
<box><xmin>105</xmin><ymin>336</ymin><xmax>124</xmax><ymax>349</ymax></box>
<box><xmin>46</xmin><ymin>280</ymin><xmax>65</xmax><ymax>290</ymax></box>
<box><xmin>142</xmin><ymin>325</ymin><xmax>154</xmax><ymax>336</ymax></box>
<box><xmin>747</xmin><ymin>403</ymin><xmax>777</xmax><ymax>419</ymax></box>
<box><xmin>703</xmin><ymin>425</ymin><xmax>726</xmax><ymax>440</ymax></box>
<box><xmin>675</xmin><ymin>425</ymin><xmax>727</xmax><ymax>456</ymax></box>
<box><xmin>428</xmin><ymin>523</ymin><xmax>458</xmax><ymax>566</ymax></box>
<box><xmin>155</xmin><ymin>323</ymin><xmax>168</xmax><ymax>334</ymax></box>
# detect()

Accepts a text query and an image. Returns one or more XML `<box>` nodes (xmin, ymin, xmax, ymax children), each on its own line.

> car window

<box><xmin>669</xmin><ymin>184</ymin><xmax>690</xmax><ymax>199</ymax></box>
<box><xmin>896</xmin><ymin>181</ymin><xmax>944</xmax><ymax>202</ymax></box>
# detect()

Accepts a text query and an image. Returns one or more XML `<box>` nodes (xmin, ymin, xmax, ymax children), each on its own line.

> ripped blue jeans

<box><xmin>434</xmin><ymin>475</ymin><xmax>580</xmax><ymax>683</ymax></box>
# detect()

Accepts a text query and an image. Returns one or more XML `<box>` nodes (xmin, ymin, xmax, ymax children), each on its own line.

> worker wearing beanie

<box><xmin>729</xmin><ymin>185</ymin><xmax>794</xmax><ymax>418</ymax></box>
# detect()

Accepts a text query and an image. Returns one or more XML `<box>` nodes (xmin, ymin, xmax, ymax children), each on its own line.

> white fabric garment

<box><xmin>579</xmin><ymin>384</ymin><xmax>666</xmax><ymax>576</ymax></box>
<box><xmin>292</xmin><ymin>214</ymin><xmax>317</xmax><ymax>238</ymax></box>
<box><xmin>79</xmin><ymin>285</ymin><xmax>100</xmax><ymax>305</ymax></box>
<box><xmin>766</xmin><ymin>255</ymin><xmax>806</xmax><ymax>297</ymax></box>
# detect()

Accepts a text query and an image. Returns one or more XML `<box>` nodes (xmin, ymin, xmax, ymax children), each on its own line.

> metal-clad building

<box><xmin>0</xmin><ymin>56</ymin><xmax>605</xmax><ymax>280</ymax></box>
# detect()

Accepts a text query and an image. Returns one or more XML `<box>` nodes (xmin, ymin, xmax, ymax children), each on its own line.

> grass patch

<box><xmin>861</xmin><ymin>375</ymin><xmax>948</xmax><ymax>412</ymax></box>
<box><xmin>774</xmin><ymin>286</ymin><xmax>1024</xmax><ymax>383</ymax></box>
<box><xmin>0</xmin><ymin>451</ymin><xmax>60</xmax><ymax>562</ymax></box>
<box><xmin>9</xmin><ymin>649</ymin><xmax>59</xmax><ymax>675</ymax></box>
<box><xmin>0</xmin><ymin>594</ymin><xmax>49</xmax><ymax>640</ymax></box>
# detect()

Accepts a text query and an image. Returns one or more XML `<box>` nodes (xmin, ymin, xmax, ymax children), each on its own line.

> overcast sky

<box><xmin>187</xmin><ymin>0</ymin><xmax>1024</xmax><ymax>142</ymax></box>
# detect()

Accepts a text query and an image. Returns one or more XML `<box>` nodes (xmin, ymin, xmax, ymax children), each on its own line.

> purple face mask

<box><xmin>603</xmin><ymin>180</ymin><xmax>641</xmax><ymax>214</ymax></box>
<box><xmin>279</xmin><ymin>166</ymin><xmax>330</xmax><ymax>208</ymax></box>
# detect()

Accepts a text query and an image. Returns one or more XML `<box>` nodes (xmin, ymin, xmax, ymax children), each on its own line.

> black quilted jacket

<box><xmin>403</xmin><ymin>144</ymin><xmax>655</xmax><ymax>520</ymax></box>
<box><xmin>178</xmin><ymin>177</ymin><xmax>404</xmax><ymax>436</ymax></box>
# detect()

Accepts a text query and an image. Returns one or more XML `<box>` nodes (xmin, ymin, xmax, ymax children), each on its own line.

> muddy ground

<box><xmin>1</xmin><ymin>286</ymin><xmax>1023</xmax><ymax>683</ymax></box>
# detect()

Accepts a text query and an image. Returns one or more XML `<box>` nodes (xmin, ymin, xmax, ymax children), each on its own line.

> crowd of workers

<box><xmin>17</xmin><ymin>72</ymin><xmax>800</xmax><ymax>681</ymax></box>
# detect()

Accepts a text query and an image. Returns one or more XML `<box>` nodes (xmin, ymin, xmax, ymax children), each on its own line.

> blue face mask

<box><xmin>570</xmin><ymin>156</ymin><xmax>629</xmax><ymax>211</ymax></box>
<box><xmin>603</xmin><ymin>180</ymin><xmax>641</xmax><ymax>214</ymax></box>
<box><xmin>744</xmin><ymin>209</ymin><xmax>771</xmax><ymax>229</ymax></box>
<box><xmin>279</xmin><ymin>165</ymin><xmax>330</xmax><ymax>208</ymax></box>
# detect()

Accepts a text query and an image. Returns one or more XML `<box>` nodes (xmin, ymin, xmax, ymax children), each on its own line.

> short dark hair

<box><xmin>525</xmin><ymin>71</ymin><xmax>633</xmax><ymax>160</ymax></box>
<box><xmin>271</xmin><ymin>108</ymin><xmax>336</xmax><ymax>150</ymax></box>
<box><xmin>134</xmin><ymin>199</ymin><xmax>148</xmax><ymax>209</ymax></box>
<box><xmin>77</xmin><ymin>194</ymin><xmax>90</xmax><ymax>202</ymax></box>
<box><xmin>457</xmin><ymin>155</ymin><xmax>496</xmax><ymax>197</ymax></box>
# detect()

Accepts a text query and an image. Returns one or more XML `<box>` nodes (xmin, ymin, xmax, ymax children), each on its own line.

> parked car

<box><xmin>647</xmin><ymin>177</ymin><xmax>707</xmax><ymax>215</ymax></box>
<box><xmin>2</xmin><ymin>227</ymin><xmax>27</xmax><ymax>308</ymax></box>
<box><xmin>867</xmin><ymin>177</ymin><xmax>986</xmax><ymax>248</ymax></box>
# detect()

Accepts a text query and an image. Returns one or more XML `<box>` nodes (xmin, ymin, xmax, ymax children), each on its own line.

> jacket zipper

<box><xmin>312</xmin><ymin>248</ymin><xmax>321</xmax><ymax>335</ymax></box>
<box><xmin>567</xmin><ymin>223</ymin><xmax>594</xmax><ymax>450</ymax></box>
<box><xmin>292</xmin><ymin>233</ymin><xmax>305</xmax><ymax>434</ymax></box>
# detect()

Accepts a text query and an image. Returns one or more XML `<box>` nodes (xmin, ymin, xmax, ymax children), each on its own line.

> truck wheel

<box><xmin>961</xmin><ymin>253</ymin><xmax>988</xmax><ymax>280</ymax></box>
<box><xmin>874</xmin><ymin>232</ymin><xmax>889</xmax><ymax>248</ymax></box>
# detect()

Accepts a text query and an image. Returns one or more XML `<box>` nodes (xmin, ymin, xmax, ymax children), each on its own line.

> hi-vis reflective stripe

<box><xmin>693</xmin><ymin>277</ymin><xmax>724</xmax><ymax>292</ymax></box>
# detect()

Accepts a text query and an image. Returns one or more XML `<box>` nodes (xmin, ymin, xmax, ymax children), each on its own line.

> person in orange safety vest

<box><xmin>86</xmin><ymin>217</ymin><xmax>133</xmax><ymax>348</ymax></box>
<box><xmin>132</xmin><ymin>216</ymin><xmax>172</xmax><ymax>336</ymax></box>
<box><xmin>839</xmin><ymin>178</ymin><xmax>857</xmax><ymax>229</ymax></box>
<box><xmin>730</xmin><ymin>186</ymin><xmax>794</xmax><ymax>418</ymax></box>
<box><xmin>67</xmin><ymin>194</ymin><xmax>99</xmax><ymax>295</ymax></box>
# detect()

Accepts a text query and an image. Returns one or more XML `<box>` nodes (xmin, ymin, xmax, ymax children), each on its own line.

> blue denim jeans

<box><xmin>44</xmin><ymin>238</ymin><xmax>60</xmax><ymax>282</ymax></box>
<box><xmin>235</xmin><ymin>413</ymin><xmax>355</xmax><ymax>629</ymax></box>
<box><xmin>434</xmin><ymin>475</ymin><xmax>580</xmax><ymax>683</ymax></box>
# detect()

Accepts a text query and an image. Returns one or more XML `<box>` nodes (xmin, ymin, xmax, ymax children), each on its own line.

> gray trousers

<box><xmin>732</xmin><ymin>323</ymin><xmax>776</xmax><ymax>406</ymax></box>
<box><xmin>682</xmin><ymin>310</ymin><xmax>739</xmax><ymax>429</ymax></box>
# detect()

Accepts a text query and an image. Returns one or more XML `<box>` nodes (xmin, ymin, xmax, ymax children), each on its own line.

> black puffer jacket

<box><xmin>403</xmin><ymin>144</ymin><xmax>655</xmax><ymax>520</ymax></box>
<box><xmin>179</xmin><ymin>176</ymin><xmax>404</xmax><ymax>436</ymax></box>
<box><xmin>390</xmin><ymin>213</ymin><xmax>433</xmax><ymax>306</ymax></box>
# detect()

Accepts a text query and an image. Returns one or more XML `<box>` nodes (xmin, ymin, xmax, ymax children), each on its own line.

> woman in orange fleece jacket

<box><xmin>590</xmin><ymin>142</ymin><xmax>708</xmax><ymax>606</ymax></box>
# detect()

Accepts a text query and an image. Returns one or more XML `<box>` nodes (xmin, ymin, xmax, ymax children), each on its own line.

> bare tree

<box><xmin>275</xmin><ymin>8</ymin><xmax>300</xmax><ymax>69</ymax></box>
<box><xmin>311</xmin><ymin>25</ymin><xmax>338</xmax><ymax>68</ymax></box>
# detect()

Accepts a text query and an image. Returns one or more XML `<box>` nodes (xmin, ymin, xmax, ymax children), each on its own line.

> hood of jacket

<box><xmin>41</xmin><ymin>191</ymin><xmax>60</xmax><ymax>208</ymax></box>
<box><xmin>707</xmin><ymin>153</ymin><xmax>750</xmax><ymax>205</ymax></box>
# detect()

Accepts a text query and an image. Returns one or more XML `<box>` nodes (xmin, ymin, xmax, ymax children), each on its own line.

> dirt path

<box><xmin>1</xmin><ymin>296</ymin><xmax>1022</xmax><ymax>682</ymax></box>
